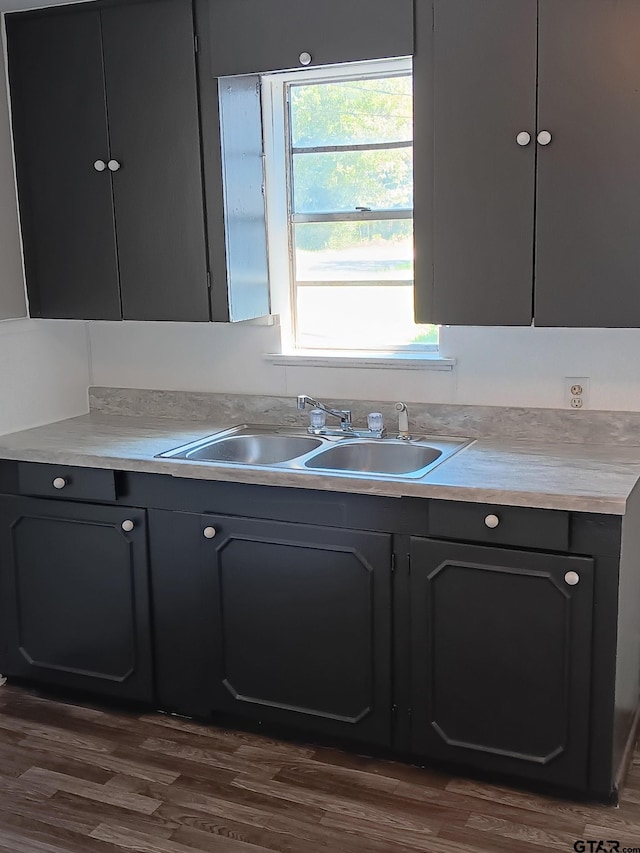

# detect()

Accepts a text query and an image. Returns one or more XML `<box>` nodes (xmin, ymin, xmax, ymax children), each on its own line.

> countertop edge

<box><xmin>0</xmin><ymin>444</ymin><xmax>629</xmax><ymax>516</ymax></box>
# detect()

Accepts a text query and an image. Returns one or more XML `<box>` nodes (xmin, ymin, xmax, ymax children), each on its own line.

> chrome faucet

<box><xmin>296</xmin><ymin>394</ymin><xmax>386</xmax><ymax>438</ymax></box>
<box><xmin>296</xmin><ymin>395</ymin><xmax>352</xmax><ymax>430</ymax></box>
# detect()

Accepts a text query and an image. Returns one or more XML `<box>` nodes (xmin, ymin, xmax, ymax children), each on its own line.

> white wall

<box><xmin>0</xmin><ymin>319</ymin><xmax>90</xmax><ymax>435</ymax></box>
<box><xmin>440</xmin><ymin>326</ymin><xmax>640</xmax><ymax>411</ymax></box>
<box><xmin>88</xmin><ymin>321</ymin><xmax>640</xmax><ymax>412</ymax></box>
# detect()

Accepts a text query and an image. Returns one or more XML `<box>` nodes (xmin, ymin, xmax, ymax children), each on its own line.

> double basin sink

<box><xmin>158</xmin><ymin>425</ymin><xmax>470</xmax><ymax>480</ymax></box>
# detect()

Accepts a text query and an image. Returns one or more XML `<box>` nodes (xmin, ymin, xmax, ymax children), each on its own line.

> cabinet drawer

<box><xmin>428</xmin><ymin>500</ymin><xmax>569</xmax><ymax>552</ymax></box>
<box><xmin>18</xmin><ymin>462</ymin><xmax>116</xmax><ymax>502</ymax></box>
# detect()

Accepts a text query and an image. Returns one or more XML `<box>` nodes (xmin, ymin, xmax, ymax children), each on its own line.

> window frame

<box><xmin>262</xmin><ymin>57</ymin><xmax>438</xmax><ymax>356</ymax></box>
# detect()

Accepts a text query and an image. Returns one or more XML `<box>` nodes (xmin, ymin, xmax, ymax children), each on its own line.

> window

<box><xmin>262</xmin><ymin>59</ymin><xmax>437</xmax><ymax>354</ymax></box>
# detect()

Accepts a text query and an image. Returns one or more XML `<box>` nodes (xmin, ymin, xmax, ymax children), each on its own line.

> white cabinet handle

<box><xmin>203</xmin><ymin>526</ymin><xmax>217</xmax><ymax>539</ymax></box>
<box><xmin>93</xmin><ymin>160</ymin><xmax>107</xmax><ymax>172</ymax></box>
<box><xmin>484</xmin><ymin>514</ymin><xmax>500</xmax><ymax>529</ymax></box>
<box><xmin>52</xmin><ymin>477</ymin><xmax>67</xmax><ymax>490</ymax></box>
<box><xmin>564</xmin><ymin>571</ymin><xmax>580</xmax><ymax>586</ymax></box>
<box><xmin>299</xmin><ymin>51</ymin><xmax>312</xmax><ymax>66</ymax></box>
<box><xmin>121</xmin><ymin>520</ymin><xmax>135</xmax><ymax>532</ymax></box>
<box><xmin>537</xmin><ymin>130</ymin><xmax>552</xmax><ymax>146</ymax></box>
<box><xmin>107</xmin><ymin>159</ymin><xmax>121</xmax><ymax>172</ymax></box>
<box><xmin>516</xmin><ymin>131</ymin><xmax>531</xmax><ymax>146</ymax></box>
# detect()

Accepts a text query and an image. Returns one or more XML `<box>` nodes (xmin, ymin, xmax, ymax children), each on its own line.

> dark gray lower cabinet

<box><xmin>0</xmin><ymin>497</ymin><xmax>153</xmax><ymax>702</ymax></box>
<box><xmin>409</xmin><ymin>537</ymin><xmax>594</xmax><ymax>790</ymax></box>
<box><xmin>0</xmin><ymin>462</ymin><xmax>630</xmax><ymax>798</ymax></box>
<box><xmin>150</xmin><ymin>510</ymin><xmax>393</xmax><ymax>746</ymax></box>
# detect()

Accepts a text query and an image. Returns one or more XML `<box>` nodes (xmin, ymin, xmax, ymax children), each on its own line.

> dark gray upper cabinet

<box><xmin>535</xmin><ymin>0</ymin><xmax>640</xmax><ymax>327</ymax></box>
<box><xmin>207</xmin><ymin>0</ymin><xmax>414</xmax><ymax>77</ymax></box>
<box><xmin>6</xmin><ymin>11</ymin><xmax>121</xmax><ymax>320</ymax></box>
<box><xmin>414</xmin><ymin>0</ymin><xmax>537</xmax><ymax>326</ymax></box>
<box><xmin>6</xmin><ymin>0</ymin><xmax>210</xmax><ymax>322</ymax></box>
<box><xmin>195</xmin><ymin>0</ymin><xmax>413</xmax><ymax>322</ymax></box>
<box><xmin>100</xmin><ymin>0</ymin><xmax>210</xmax><ymax>322</ymax></box>
<box><xmin>415</xmin><ymin>0</ymin><xmax>640</xmax><ymax>328</ymax></box>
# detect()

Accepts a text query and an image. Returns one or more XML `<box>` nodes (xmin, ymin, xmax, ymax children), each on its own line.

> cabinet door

<box><xmin>101</xmin><ymin>0</ymin><xmax>210</xmax><ymax>322</ymax></box>
<box><xmin>409</xmin><ymin>537</ymin><xmax>594</xmax><ymax>790</ymax></box>
<box><xmin>6</xmin><ymin>10</ymin><xmax>121</xmax><ymax>320</ymax></box>
<box><xmin>535</xmin><ymin>0</ymin><xmax>640</xmax><ymax>327</ymax></box>
<box><xmin>0</xmin><ymin>497</ymin><xmax>153</xmax><ymax>702</ymax></box>
<box><xmin>207</xmin><ymin>0</ymin><xmax>413</xmax><ymax>77</ymax></box>
<box><xmin>150</xmin><ymin>510</ymin><xmax>393</xmax><ymax>745</ymax></box>
<box><xmin>414</xmin><ymin>0</ymin><xmax>537</xmax><ymax>325</ymax></box>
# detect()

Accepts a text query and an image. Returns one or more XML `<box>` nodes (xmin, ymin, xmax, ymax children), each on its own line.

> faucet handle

<box><xmin>309</xmin><ymin>408</ymin><xmax>326</xmax><ymax>429</ymax></box>
<box><xmin>367</xmin><ymin>412</ymin><xmax>384</xmax><ymax>431</ymax></box>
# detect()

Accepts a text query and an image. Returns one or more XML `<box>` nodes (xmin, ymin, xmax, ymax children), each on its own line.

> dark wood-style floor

<box><xmin>0</xmin><ymin>685</ymin><xmax>640</xmax><ymax>853</ymax></box>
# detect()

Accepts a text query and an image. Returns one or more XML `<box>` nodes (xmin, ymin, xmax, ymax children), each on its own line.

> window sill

<box><xmin>264</xmin><ymin>351</ymin><xmax>455</xmax><ymax>370</ymax></box>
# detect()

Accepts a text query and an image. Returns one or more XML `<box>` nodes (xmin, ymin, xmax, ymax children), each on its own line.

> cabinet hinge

<box><xmin>391</xmin><ymin>703</ymin><xmax>398</xmax><ymax>721</ymax></box>
<box><xmin>391</xmin><ymin>553</ymin><xmax>396</xmax><ymax>574</ymax></box>
<box><xmin>408</xmin><ymin>707</ymin><xmax>412</xmax><ymax>720</ymax></box>
<box><xmin>206</xmin><ymin>271</ymin><xmax>211</xmax><ymax>289</ymax></box>
<box><xmin>194</xmin><ymin>34</ymin><xmax>199</xmax><ymax>54</ymax></box>
<box><xmin>407</xmin><ymin>553</ymin><xmax>411</xmax><ymax>576</ymax></box>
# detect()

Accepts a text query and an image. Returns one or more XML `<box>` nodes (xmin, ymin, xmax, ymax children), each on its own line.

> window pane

<box><xmin>295</xmin><ymin>220</ymin><xmax>413</xmax><ymax>282</ymax></box>
<box><xmin>281</xmin><ymin>66</ymin><xmax>433</xmax><ymax>352</ymax></box>
<box><xmin>290</xmin><ymin>75</ymin><xmax>412</xmax><ymax>148</ymax></box>
<box><xmin>296</xmin><ymin>284</ymin><xmax>436</xmax><ymax>350</ymax></box>
<box><xmin>293</xmin><ymin>148</ymin><xmax>412</xmax><ymax>214</ymax></box>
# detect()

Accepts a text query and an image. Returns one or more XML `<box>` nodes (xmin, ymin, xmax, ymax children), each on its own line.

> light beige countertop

<box><xmin>1</xmin><ymin>412</ymin><xmax>640</xmax><ymax>514</ymax></box>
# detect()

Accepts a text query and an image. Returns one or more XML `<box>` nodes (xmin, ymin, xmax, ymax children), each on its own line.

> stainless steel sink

<box><xmin>303</xmin><ymin>440</ymin><xmax>442</xmax><ymax>476</ymax></box>
<box><xmin>303</xmin><ymin>436</ymin><xmax>468</xmax><ymax>478</ymax></box>
<box><xmin>158</xmin><ymin>426</ymin><xmax>324</xmax><ymax>465</ymax></box>
<box><xmin>158</xmin><ymin>424</ymin><xmax>470</xmax><ymax>479</ymax></box>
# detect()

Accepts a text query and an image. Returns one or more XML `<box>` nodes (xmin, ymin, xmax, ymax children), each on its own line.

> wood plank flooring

<box><xmin>0</xmin><ymin>684</ymin><xmax>639</xmax><ymax>852</ymax></box>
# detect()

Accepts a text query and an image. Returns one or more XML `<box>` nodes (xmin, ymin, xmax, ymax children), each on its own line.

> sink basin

<box><xmin>184</xmin><ymin>433</ymin><xmax>323</xmax><ymax>465</ymax></box>
<box><xmin>157</xmin><ymin>425</ymin><xmax>325</xmax><ymax>466</ymax></box>
<box><xmin>302</xmin><ymin>435</ymin><xmax>470</xmax><ymax>478</ymax></box>
<box><xmin>304</xmin><ymin>440</ymin><xmax>443</xmax><ymax>476</ymax></box>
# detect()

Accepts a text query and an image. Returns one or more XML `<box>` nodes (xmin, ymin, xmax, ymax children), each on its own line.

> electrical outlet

<box><xmin>564</xmin><ymin>377</ymin><xmax>590</xmax><ymax>409</ymax></box>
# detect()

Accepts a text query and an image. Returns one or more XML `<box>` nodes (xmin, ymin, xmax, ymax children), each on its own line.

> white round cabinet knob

<box><xmin>565</xmin><ymin>571</ymin><xmax>580</xmax><ymax>586</ymax></box>
<box><xmin>93</xmin><ymin>160</ymin><xmax>106</xmax><ymax>172</ymax></box>
<box><xmin>52</xmin><ymin>477</ymin><xmax>67</xmax><ymax>490</ymax></box>
<box><xmin>516</xmin><ymin>131</ymin><xmax>531</xmax><ymax>146</ymax></box>
<box><xmin>203</xmin><ymin>526</ymin><xmax>217</xmax><ymax>539</ymax></box>
<box><xmin>121</xmin><ymin>520</ymin><xmax>135</xmax><ymax>532</ymax></box>
<box><xmin>107</xmin><ymin>159</ymin><xmax>121</xmax><ymax>172</ymax></box>
<box><xmin>299</xmin><ymin>51</ymin><xmax>312</xmax><ymax>66</ymax></box>
<box><xmin>484</xmin><ymin>514</ymin><xmax>500</xmax><ymax>529</ymax></box>
<box><xmin>537</xmin><ymin>130</ymin><xmax>552</xmax><ymax>146</ymax></box>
